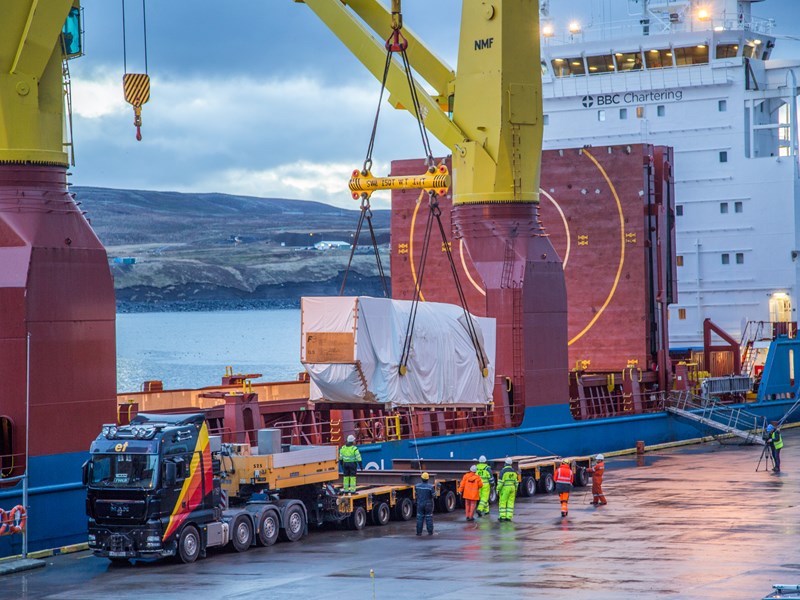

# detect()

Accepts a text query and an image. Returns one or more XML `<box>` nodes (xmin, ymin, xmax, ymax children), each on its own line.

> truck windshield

<box><xmin>91</xmin><ymin>454</ymin><xmax>158</xmax><ymax>488</ymax></box>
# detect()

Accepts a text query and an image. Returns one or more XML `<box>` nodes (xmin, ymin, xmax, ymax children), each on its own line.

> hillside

<box><xmin>74</xmin><ymin>187</ymin><xmax>391</xmax><ymax>310</ymax></box>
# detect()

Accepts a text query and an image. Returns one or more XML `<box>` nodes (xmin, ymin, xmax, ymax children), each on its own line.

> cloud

<box><xmin>69</xmin><ymin>69</ymin><xmax>447</xmax><ymax>205</ymax></box>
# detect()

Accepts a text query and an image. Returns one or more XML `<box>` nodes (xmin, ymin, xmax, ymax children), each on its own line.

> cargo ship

<box><xmin>2</xmin><ymin>0</ymin><xmax>799</xmax><ymax>559</ymax></box>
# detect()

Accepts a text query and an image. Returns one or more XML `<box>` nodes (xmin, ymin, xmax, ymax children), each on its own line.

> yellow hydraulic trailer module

<box><xmin>218</xmin><ymin>444</ymin><xmax>340</xmax><ymax>499</ymax></box>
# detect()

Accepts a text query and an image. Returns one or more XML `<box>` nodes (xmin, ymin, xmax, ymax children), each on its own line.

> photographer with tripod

<box><xmin>766</xmin><ymin>422</ymin><xmax>784</xmax><ymax>473</ymax></box>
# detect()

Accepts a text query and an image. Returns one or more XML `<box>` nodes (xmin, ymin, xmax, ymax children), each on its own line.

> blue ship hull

<box><xmin>0</xmin><ymin>398</ymin><xmax>793</xmax><ymax>558</ymax></box>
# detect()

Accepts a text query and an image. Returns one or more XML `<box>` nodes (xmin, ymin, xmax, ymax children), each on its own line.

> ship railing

<box><xmin>665</xmin><ymin>390</ymin><xmax>767</xmax><ymax>441</ymax></box>
<box><xmin>570</xmin><ymin>391</ymin><xmax>667</xmax><ymax>420</ymax></box>
<box><xmin>0</xmin><ymin>450</ymin><xmax>26</xmax><ymax>482</ymax></box>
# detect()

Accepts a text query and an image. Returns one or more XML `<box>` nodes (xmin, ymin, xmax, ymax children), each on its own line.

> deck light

<box><xmin>697</xmin><ymin>8</ymin><xmax>710</xmax><ymax>21</ymax></box>
<box><xmin>568</xmin><ymin>21</ymin><xmax>582</xmax><ymax>34</ymax></box>
<box><xmin>542</xmin><ymin>24</ymin><xmax>554</xmax><ymax>38</ymax></box>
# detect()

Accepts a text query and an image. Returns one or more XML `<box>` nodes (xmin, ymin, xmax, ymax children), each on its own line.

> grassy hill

<box><xmin>75</xmin><ymin>187</ymin><xmax>391</xmax><ymax>310</ymax></box>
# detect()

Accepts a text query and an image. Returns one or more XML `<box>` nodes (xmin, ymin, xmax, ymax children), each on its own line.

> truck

<box><xmin>84</xmin><ymin>413</ymin><xmax>418</xmax><ymax>563</ymax></box>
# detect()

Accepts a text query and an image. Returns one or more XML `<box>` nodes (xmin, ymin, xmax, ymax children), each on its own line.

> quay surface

<box><xmin>4</xmin><ymin>429</ymin><xmax>799</xmax><ymax>599</ymax></box>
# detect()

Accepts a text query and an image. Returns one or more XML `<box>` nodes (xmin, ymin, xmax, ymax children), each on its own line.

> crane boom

<box><xmin>296</xmin><ymin>0</ymin><xmax>543</xmax><ymax>205</ymax></box>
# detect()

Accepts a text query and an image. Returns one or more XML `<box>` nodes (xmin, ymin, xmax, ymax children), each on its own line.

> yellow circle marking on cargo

<box><xmin>568</xmin><ymin>149</ymin><xmax>626</xmax><ymax>346</ymax></box>
<box><xmin>458</xmin><ymin>239</ymin><xmax>486</xmax><ymax>297</ymax></box>
<box><xmin>408</xmin><ymin>190</ymin><xmax>427</xmax><ymax>303</ymax></box>
<box><xmin>540</xmin><ymin>189</ymin><xmax>571</xmax><ymax>269</ymax></box>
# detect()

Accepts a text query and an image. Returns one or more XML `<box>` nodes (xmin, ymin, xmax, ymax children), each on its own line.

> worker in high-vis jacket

<box><xmin>766</xmin><ymin>423</ymin><xmax>784</xmax><ymax>473</ymax></box>
<box><xmin>339</xmin><ymin>435</ymin><xmax>362</xmax><ymax>494</ymax></box>
<box><xmin>554</xmin><ymin>458</ymin><xmax>574</xmax><ymax>517</ymax></box>
<box><xmin>497</xmin><ymin>457</ymin><xmax>521</xmax><ymax>522</ymax></box>
<box><xmin>475</xmin><ymin>455</ymin><xmax>493</xmax><ymax>517</ymax></box>
<box><xmin>586</xmin><ymin>454</ymin><xmax>607</xmax><ymax>505</ymax></box>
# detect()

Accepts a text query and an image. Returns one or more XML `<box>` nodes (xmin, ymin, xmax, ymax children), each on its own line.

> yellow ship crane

<box><xmin>298</xmin><ymin>0</ymin><xmax>568</xmax><ymax>420</ymax></box>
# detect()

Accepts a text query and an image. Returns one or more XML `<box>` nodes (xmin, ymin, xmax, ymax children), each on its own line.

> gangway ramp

<box><xmin>665</xmin><ymin>391</ymin><xmax>766</xmax><ymax>445</ymax></box>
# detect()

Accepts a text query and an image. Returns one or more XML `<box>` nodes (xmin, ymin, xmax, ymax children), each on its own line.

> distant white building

<box><xmin>314</xmin><ymin>240</ymin><xmax>352</xmax><ymax>251</ymax></box>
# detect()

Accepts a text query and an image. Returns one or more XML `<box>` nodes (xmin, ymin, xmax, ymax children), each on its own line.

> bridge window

<box><xmin>657</xmin><ymin>105</ymin><xmax>666</xmax><ymax>117</ymax></box>
<box><xmin>543</xmin><ymin>114</ymin><xmax>550</xmax><ymax>126</ymax></box>
<box><xmin>0</xmin><ymin>417</ymin><xmax>13</xmax><ymax>478</ymax></box>
<box><xmin>587</xmin><ymin>55</ymin><xmax>615</xmax><ymax>74</ymax></box>
<box><xmin>719</xmin><ymin>100</ymin><xmax>727</xmax><ymax>112</ymax></box>
<box><xmin>620</xmin><ymin>108</ymin><xmax>628</xmax><ymax>120</ymax></box>
<box><xmin>716</xmin><ymin>44</ymin><xmax>739</xmax><ymax>59</ymax></box>
<box><xmin>616</xmin><ymin>52</ymin><xmax>643</xmax><ymax>71</ymax></box>
<box><xmin>722</xmin><ymin>253</ymin><xmax>730</xmax><ymax>265</ymax></box>
<box><xmin>678</xmin><ymin>308</ymin><xmax>687</xmax><ymax>320</ymax></box>
<box><xmin>720</xmin><ymin>202</ymin><xmax>729</xmax><ymax>213</ymax></box>
<box><xmin>736</xmin><ymin>253</ymin><xmax>744</xmax><ymax>264</ymax></box>
<box><xmin>676</xmin><ymin>204</ymin><xmax>683</xmax><ymax>216</ymax></box>
<box><xmin>646</xmin><ymin>48</ymin><xmax>673</xmax><ymax>69</ymax></box>
<box><xmin>720</xmin><ymin>151</ymin><xmax>728</xmax><ymax>163</ymax></box>
<box><xmin>675</xmin><ymin>45</ymin><xmax>709</xmax><ymax>66</ymax></box>
<box><xmin>551</xmin><ymin>57</ymin><xmax>586</xmax><ymax>77</ymax></box>
<box><xmin>598</xmin><ymin>110</ymin><xmax>606</xmax><ymax>122</ymax></box>
<box><xmin>676</xmin><ymin>255</ymin><xmax>684</xmax><ymax>267</ymax></box>
<box><xmin>735</xmin><ymin>201</ymin><xmax>743</xmax><ymax>213</ymax></box>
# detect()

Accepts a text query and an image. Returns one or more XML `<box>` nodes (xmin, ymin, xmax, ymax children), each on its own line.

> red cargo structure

<box><xmin>390</xmin><ymin>144</ymin><xmax>676</xmax><ymax>418</ymax></box>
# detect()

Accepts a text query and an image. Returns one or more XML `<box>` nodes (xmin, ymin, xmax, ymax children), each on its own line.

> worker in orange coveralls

<box><xmin>586</xmin><ymin>453</ymin><xmax>607</xmax><ymax>506</ymax></box>
<box><xmin>554</xmin><ymin>458</ymin><xmax>573</xmax><ymax>517</ymax></box>
<box><xmin>457</xmin><ymin>465</ymin><xmax>483</xmax><ymax>521</ymax></box>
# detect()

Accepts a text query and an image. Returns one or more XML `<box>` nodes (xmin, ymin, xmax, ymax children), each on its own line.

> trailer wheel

<box><xmin>392</xmin><ymin>496</ymin><xmax>414</xmax><ymax>521</ymax></box>
<box><xmin>538</xmin><ymin>473</ymin><xmax>555</xmax><ymax>494</ymax></box>
<box><xmin>575</xmin><ymin>467</ymin><xmax>588</xmax><ymax>487</ymax></box>
<box><xmin>178</xmin><ymin>524</ymin><xmax>201</xmax><ymax>564</ymax></box>
<box><xmin>230</xmin><ymin>515</ymin><xmax>253</xmax><ymax>552</ymax></box>
<box><xmin>371</xmin><ymin>502</ymin><xmax>391</xmax><ymax>526</ymax></box>
<box><xmin>348</xmin><ymin>505</ymin><xmax>368</xmax><ymax>530</ymax></box>
<box><xmin>437</xmin><ymin>490</ymin><xmax>457</xmax><ymax>513</ymax></box>
<box><xmin>520</xmin><ymin>476</ymin><xmax>536</xmax><ymax>497</ymax></box>
<box><xmin>257</xmin><ymin>510</ymin><xmax>280</xmax><ymax>547</ymax></box>
<box><xmin>280</xmin><ymin>505</ymin><xmax>306</xmax><ymax>542</ymax></box>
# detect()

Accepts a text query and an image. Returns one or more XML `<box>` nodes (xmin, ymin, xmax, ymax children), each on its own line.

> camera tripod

<box><xmin>756</xmin><ymin>441</ymin><xmax>775</xmax><ymax>472</ymax></box>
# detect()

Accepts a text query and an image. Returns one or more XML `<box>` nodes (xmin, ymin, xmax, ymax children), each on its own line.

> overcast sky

<box><xmin>70</xmin><ymin>0</ymin><xmax>800</xmax><ymax>208</ymax></box>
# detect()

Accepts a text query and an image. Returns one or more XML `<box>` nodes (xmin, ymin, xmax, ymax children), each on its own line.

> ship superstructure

<box><xmin>540</xmin><ymin>0</ymin><xmax>800</xmax><ymax>347</ymax></box>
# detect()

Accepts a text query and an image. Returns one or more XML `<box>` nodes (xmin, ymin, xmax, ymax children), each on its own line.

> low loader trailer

<box><xmin>84</xmin><ymin>414</ymin><xmax>419</xmax><ymax>563</ymax></box>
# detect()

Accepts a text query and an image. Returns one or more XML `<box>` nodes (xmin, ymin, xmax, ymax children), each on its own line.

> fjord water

<box><xmin>116</xmin><ymin>309</ymin><xmax>302</xmax><ymax>392</ymax></box>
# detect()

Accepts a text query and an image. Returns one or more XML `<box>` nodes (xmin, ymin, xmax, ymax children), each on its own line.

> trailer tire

<box><xmin>280</xmin><ymin>505</ymin><xmax>306</xmax><ymax>542</ymax></box>
<box><xmin>348</xmin><ymin>505</ymin><xmax>368</xmax><ymax>530</ymax></box>
<box><xmin>392</xmin><ymin>496</ymin><xmax>414</xmax><ymax>521</ymax></box>
<box><xmin>371</xmin><ymin>502</ymin><xmax>391</xmax><ymax>526</ymax></box>
<box><xmin>230</xmin><ymin>515</ymin><xmax>253</xmax><ymax>552</ymax></box>
<box><xmin>538</xmin><ymin>473</ymin><xmax>556</xmax><ymax>494</ymax></box>
<box><xmin>257</xmin><ymin>510</ymin><xmax>280</xmax><ymax>547</ymax></box>
<box><xmin>437</xmin><ymin>490</ymin><xmax>457</xmax><ymax>513</ymax></box>
<box><xmin>575</xmin><ymin>467</ymin><xmax>588</xmax><ymax>487</ymax></box>
<box><xmin>178</xmin><ymin>524</ymin><xmax>201</xmax><ymax>564</ymax></box>
<box><xmin>520</xmin><ymin>476</ymin><xmax>537</xmax><ymax>497</ymax></box>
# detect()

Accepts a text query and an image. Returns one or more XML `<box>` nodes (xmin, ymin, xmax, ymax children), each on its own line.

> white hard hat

<box><xmin>346</xmin><ymin>435</ymin><xmax>356</xmax><ymax>443</ymax></box>
<box><xmin>470</xmin><ymin>465</ymin><xmax>477</xmax><ymax>472</ymax></box>
<box><xmin>479</xmin><ymin>455</ymin><xmax>487</xmax><ymax>463</ymax></box>
<box><xmin>596</xmin><ymin>454</ymin><xmax>604</xmax><ymax>461</ymax></box>
<box><xmin>504</xmin><ymin>457</ymin><xmax>513</xmax><ymax>465</ymax></box>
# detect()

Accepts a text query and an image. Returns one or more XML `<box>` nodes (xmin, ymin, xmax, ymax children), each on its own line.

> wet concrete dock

<box><xmin>5</xmin><ymin>430</ymin><xmax>800</xmax><ymax>599</ymax></box>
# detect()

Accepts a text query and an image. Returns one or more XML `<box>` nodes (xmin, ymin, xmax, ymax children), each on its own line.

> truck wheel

<box><xmin>279</xmin><ymin>505</ymin><xmax>306</xmax><ymax>542</ymax></box>
<box><xmin>178</xmin><ymin>525</ymin><xmax>201</xmax><ymax>564</ymax></box>
<box><xmin>257</xmin><ymin>510</ymin><xmax>280</xmax><ymax>547</ymax></box>
<box><xmin>538</xmin><ymin>473</ymin><xmax>556</xmax><ymax>494</ymax></box>
<box><xmin>230</xmin><ymin>515</ymin><xmax>253</xmax><ymax>552</ymax></box>
<box><xmin>392</xmin><ymin>496</ymin><xmax>414</xmax><ymax>521</ymax></box>
<box><xmin>520</xmin><ymin>476</ymin><xmax>536</xmax><ymax>497</ymax></box>
<box><xmin>436</xmin><ymin>490</ymin><xmax>457</xmax><ymax>513</ymax></box>
<box><xmin>348</xmin><ymin>505</ymin><xmax>368</xmax><ymax>530</ymax></box>
<box><xmin>371</xmin><ymin>502</ymin><xmax>391</xmax><ymax>526</ymax></box>
<box><xmin>575</xmin><ymin>467</ymin><xmax>588</xmax><ymax>487</ymax></box>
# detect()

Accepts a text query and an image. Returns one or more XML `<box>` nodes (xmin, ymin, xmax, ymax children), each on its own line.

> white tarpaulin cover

<box><xmin>301</xmin><ymin>296</ymin><xmax>496</xmax><ymax>406</ymax></box>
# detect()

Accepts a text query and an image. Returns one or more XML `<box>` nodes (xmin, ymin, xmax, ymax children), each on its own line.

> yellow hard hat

<box><xmin>421</xmin><ymin>472</ymin><xmax>430</xmax><ymax>480</ymax></box>
<box><xmin>561</xmin><ymin>458</ymin><xmax>570</xmax><ymax>465</ymax></box>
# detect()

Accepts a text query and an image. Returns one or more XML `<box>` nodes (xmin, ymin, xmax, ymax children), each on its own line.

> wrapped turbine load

<box><xmin>301</xmin><ymin>296</ymin><xmax>496</xmax><ymax>406</ymax></box>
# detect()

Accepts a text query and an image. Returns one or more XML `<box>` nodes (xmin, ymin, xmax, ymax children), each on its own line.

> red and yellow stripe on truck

<box><xmin>162</xmin><ymin>423</ymin><xmax>213</xmax><ymax>542</ymax></box>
